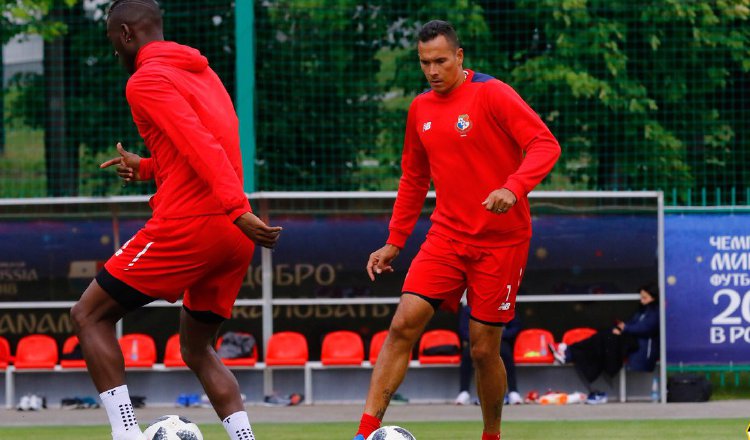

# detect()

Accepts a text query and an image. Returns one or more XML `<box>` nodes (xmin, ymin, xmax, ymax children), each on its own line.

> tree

<box><xmin>508</xmin><ymin>0</ymin><xmax>750</xmax><ymax>202</ymax></box>
<box><xmin>1</xmin><ymin>0</ymin><xmax>75</xmax><ymax>157</ymax></box>
<box><xmin>254</xmin><ymin>0</ymin><xmax>389</xmax><ymax>190</ymax></box>
<box><xmin>1</xmin><ymin>0</ymin><xmax>75</xmax><ymax>43</ymax></box>
<box><xmin>9</xmin><ymin>0</ymin><xmax>235</xmax><ymax>196</ymax></box>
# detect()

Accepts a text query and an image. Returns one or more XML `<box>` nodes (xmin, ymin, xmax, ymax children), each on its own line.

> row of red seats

<box><xmin>0</xmin><ymin>326</ymin><xmax>594</xmax><ymax>370</ymax></box>
<box><xmin>0</xmin><ymin>329</ymin><xmax>465</xmax><ymax>370</ymax></box>
<box><xmin>513</xmin><ymin>327</ymin><xmax>596</xmax><ymax>364</ymax></box>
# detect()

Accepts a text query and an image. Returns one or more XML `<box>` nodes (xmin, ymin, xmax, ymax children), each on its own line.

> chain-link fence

<box><xmin>2</xmin><ymin>0</ymin><xmax>749</xmax><ymax>205</ymax></box>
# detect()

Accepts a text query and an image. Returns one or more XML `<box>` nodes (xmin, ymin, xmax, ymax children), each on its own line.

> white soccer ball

<box><xmin>143</xmin><ymin>415</ymin><xmax>203</xmax><ymax>440</ymax></box>
<box><xmin>366</xmin><ymin>425</ymin><xmax>417</xmax><ymax>440</ymax></box>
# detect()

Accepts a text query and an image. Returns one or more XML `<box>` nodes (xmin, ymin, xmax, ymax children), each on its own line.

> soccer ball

<box><xmin>143</xmin><ymin>415</ymin><xmax>203</xmax><ymax>440</ymax></box>
<box><xmin>366</xmin><ymin>425</ymin><xmax>416</xmax><ymax>440</ymax></box>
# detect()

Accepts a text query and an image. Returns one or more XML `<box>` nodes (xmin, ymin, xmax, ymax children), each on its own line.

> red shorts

<box><xmin>402</xmin><ymin>233</ymin><xmax>529</xmax><ymax>324</ymax></box>
<box><xmin>103</xmin><ymin>215</ymin><xmax>253</xmax><ymax>318</ymax></box>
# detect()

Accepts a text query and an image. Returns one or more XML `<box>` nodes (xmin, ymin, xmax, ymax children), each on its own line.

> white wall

<box><xmin>3</xmin><ymin>34</ymin><xmax>44</xmax><ymax>86</ymax></box>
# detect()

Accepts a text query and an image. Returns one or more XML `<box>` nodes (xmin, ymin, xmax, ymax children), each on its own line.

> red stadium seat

<box><xmin>60</xmin><ymin>335</ymin><xmax>87</xmax><ymax>369</ymax></box>
<box><xmin>369</xmin><ymin>330</ymin><xmax>413</xmax><ymax>365</ymax></box>
<box><xmin>119</xmin><ymin>333</ymin><xmax>157</xmax><ymax>368</ymax></box>
<box><xmin>369</xmin><ymin>330</ymin><xmax>389</xmax><ymax>365</ymax></box>
<box><xmin>321</xmin><ymin>331</ymin><xmax>364</xmax><ymax>366</ymax></box>
<box><xmin>265</xmin><ymin>331</ymin><xmax>308</xmax><ymax>366</ymax></box>
<box><xmin>0</xmin><ymin>336</ymin><xmax>11</xmax><ymax>369</ymax></box>
<box><xmin>562</xmin><ymin>327</ymin><xmax>597</xmax><ymax>346</ymax></box>
<box><xmin>513</xmin><ymin>329</ymin><xmax>555</xmax><ymax>364</ymax></box>
<box><xmin>15</xmin><ymin>334</ymin><xmax>58</xmax><ymax>369</ymax></box>
<box><xmin>418</xmin><ymin>329</ymin><xmax>461</xmax><ymax>365</ymax></box>
<box><xmin>163</xmin><ymin>334</ymin><xmax>187</xmax><ymax>368</ymax></box>
<box><xmin>216</xmin><ymin>332</ymin><xmax>258</xmax><ymax>367</ymax></box>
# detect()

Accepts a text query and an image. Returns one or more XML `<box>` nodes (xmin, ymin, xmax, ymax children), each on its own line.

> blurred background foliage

<box><xmin>1</xmin><ymin>0</ymin><xmax>748</xmax><ymax>205</ymax></box>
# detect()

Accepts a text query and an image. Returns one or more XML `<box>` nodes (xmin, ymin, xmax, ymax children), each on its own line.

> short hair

<box><xmin>639</xmin><ymin>283</ymin><xmax>659</xmax><ymax>301</ymax></box>
<box><xmin>107</xmin><ymin>0</ymin><xmax>161</xmax><ymax>22</ymax></box>
<box><xmin>418</xmin><ymin>20</ymin><xmax>460</xmax><ymax>48</ymax></box>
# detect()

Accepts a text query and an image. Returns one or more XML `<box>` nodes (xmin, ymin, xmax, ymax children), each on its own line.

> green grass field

<box><xmin>0</xmin><ymin>419</ymin><xmax>746</xmax><ymax>440</ymax></box>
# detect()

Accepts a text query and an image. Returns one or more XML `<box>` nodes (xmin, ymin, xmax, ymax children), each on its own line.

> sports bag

<box><xmin>667</xmin><ymin>373</ymin><xmax>712</xmax><ymax>402</ymax></box>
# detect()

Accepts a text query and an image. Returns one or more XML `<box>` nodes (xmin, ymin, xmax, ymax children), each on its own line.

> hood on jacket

<box><xmin>135</xmin><ymin>41</ymin><xmax>208</xmax><ymax>73</ymax></box>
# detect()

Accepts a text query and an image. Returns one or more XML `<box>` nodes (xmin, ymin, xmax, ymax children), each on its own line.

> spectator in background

<box><xmin>455</xmin><ymin>302</ymin><xmax>523</xmax><ymax>405</ymax></box>
<box><xmin>612</xmin><ymin>283</ymin><xmax>660</xmax><ymax>372</ymax></box>
<box><xmin>550</xmin><ymin>283</ymin><xmax>659</xmax><ymax>385</ymax></box>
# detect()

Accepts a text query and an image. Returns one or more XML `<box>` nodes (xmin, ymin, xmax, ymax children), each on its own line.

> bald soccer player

<box><xmin>70</xmin><ymin>1</ymin><xmax>281</xmax><ymax>439</ymax></box>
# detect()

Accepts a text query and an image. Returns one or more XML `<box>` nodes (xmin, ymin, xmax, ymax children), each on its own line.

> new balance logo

<box><xmin>498</xmin><ymin>303</ymin><xmax>512</xmax><ymax>311</ymax></box>
<box><xmin>423</xmin><ymin>122</ymin><xmax>431</xmax><ymax>132</ymax></box>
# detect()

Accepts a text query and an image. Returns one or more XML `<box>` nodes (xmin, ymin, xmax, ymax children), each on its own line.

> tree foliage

<box><xmin>1</xmin><ymin>0</ymin><xmax>76</xmax><ymax>44</ymax></box>
<box><xmin>4</xmin><ymin>0</ymin><xmax>749</xmax><ymax>202</ymax></box>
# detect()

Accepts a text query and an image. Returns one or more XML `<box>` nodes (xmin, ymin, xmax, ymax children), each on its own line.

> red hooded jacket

<box><xmin>127</xmin><ymin>41</ymin><xmax>251</xmax><ymax>221</ymax></box>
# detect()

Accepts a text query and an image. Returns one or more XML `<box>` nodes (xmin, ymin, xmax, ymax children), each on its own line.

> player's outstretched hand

<box><xmin>100</xmin><ymin>142</ymin><xmax>142</xmax><ymax>182</ymax></box>
<box><xmin>482</xmin><ymin>187</ymin><xmax>517</xmax><ymax>214</ymax></box>
<box><xmin>234</xmin><ymin>212</ymin><xmax>283</xmax><ymax>248</ymax></box>
<box><xmin>366</xmin><ymin>244</ymin><xmax>400</xmax><ymax>281</ymax></box>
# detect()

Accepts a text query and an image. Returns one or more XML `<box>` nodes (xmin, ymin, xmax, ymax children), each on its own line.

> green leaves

<box><xmin>1</xmin><ymin>0</ymin><xmax>76</xmax><ymax>44</ymax></box>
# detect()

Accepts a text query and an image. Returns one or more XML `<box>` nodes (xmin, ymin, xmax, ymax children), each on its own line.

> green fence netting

<box><xmin>2</xmin><ymin>0</ymin><xmax>749</xmax><ymax>205</ymax></box>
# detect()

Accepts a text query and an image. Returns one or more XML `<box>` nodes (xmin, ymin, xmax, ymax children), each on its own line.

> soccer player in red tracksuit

<box><xmin>354</xmin><ymin>21</ymin><xmax>560</xmax><ymax>440</ymax></box>
<box><xmin>70</xmin><ymin>2</ymin><xmax>281</xmax><ymax>440</ymax></box>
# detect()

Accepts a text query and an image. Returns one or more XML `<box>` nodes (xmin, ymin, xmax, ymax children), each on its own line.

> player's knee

<box><xmin>470</xmin><ymin>343</ymin><xmax>498</xmax><ymax>367</ymax></box>
<box><xmin>388</xmin><ymin>316</ymin><xmax>420</xmax><ymax>344</ymax></box>
<box><xmin>69</xmin><ymin>302</ymin><xmax>91</xmax><ymax>333</ymax></box>
<box><xmin>180</xmin><ymin>343</ymin><xmax>211</xmax><ymax>369</ymax></box>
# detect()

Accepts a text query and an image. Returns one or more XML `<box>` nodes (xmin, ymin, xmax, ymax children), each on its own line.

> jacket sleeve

<box><xmin>126</xmin><ymin>75</ymin><xmax>251</xmax><ymax>221</ymax></box>
<box><xmin>138</xmin><ymin>157</ymin><xmax>155</xmax><ymax>181</ymax></box>
<box><xmin>386</xmin><ymin>101</ymin><xmax>431</xmax><ymax>249</ymax></box>
<box><xmin>484</xmin><ymin>81</ymin><xmax>561</xmax><ymax>199</ymax></box>
<box><xmin>623</xmin><ymin>306</ymin><xmax>659</xmax><ymax>337</ymax></box>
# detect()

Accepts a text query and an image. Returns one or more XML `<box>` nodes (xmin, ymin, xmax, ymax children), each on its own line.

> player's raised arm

<box><xmin>99</xmin><ymin>142</ymin><xmax>153</xmax><ymax>182</ymax></box>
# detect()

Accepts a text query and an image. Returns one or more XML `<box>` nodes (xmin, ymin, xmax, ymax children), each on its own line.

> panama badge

<box><xmin>455</xmin><ymin>114</ymin><xmax>472</xmax><ymax>135</ymax></box>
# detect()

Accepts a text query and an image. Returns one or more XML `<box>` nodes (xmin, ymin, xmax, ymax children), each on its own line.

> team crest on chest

<box><xmin>455</xmin><ymin>114</ymin><xmax>472</xmax><ymax>134</ymax></box>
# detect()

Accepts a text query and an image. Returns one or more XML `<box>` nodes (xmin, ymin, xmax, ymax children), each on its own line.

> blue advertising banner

<box><xmin>0</xmin><ymin>209</ymin><xmax>658</xmax><ymax>355</ymax></box>
<box><xmin>665</xmin><ymin>213</ymin><xmax>750</xmax><ymax>364</ymax></box>
<box><xmin>0</xmin><ymin>213</ymin><xmax>658</xmax><ymax>302</ymax></box>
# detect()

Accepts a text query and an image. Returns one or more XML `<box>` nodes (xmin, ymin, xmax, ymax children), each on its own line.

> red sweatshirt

<box><xmin>387</xmin><ymin>70</ymin><xmax>561</xmax><ymax>248</ymax></box>
<box><xmin>126</xmin><ymin>41</ymin><xmax>251</xmax><ymax>221</ymax></box>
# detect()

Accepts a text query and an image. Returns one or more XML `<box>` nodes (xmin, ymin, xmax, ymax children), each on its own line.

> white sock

<box><xmin>223</xmin><ymin>411</ymin><xmax>255</xmax><ymax>440</ymax></box>
<box><xmin>100</xmin><ymin>385</ymin><xmax>142</xmax><ymax>440</ymax></box>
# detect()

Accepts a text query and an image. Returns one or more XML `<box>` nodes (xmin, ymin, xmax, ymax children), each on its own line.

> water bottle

<box><xmin>651</xmin><ymin>376</ymin><xmax>659</xmax><ymax>402</ymax></box>
<box><xmin>131</xmin><ymin>339</ymin><xmax>139</xmax><ymax>361</ymax></box>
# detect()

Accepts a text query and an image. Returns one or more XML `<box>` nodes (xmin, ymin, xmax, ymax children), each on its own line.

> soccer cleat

<box><xmin>566</xmin><ymin>391</ymin><xmax>587</xmax><ymax>404</ymax></box>
<box><xmin>390</xmin><ymin>393</ymin><xmax>409</xmax><ymax>405</ymax></box>
<box><xmin>61</xmin><ymin>397</ymin><xmax>82</xmax><ymax>410</ymax></box>
<box><xmin>288</xmin><ymin>392</ymin><xmax>304</xmax><ymax>406</ymax></box>
<box><xmin>585</xmin><ymin>391</ymin><xmax>608</xmax><ymax>405</ymax></box>
<box><xmin>353</xmin><ymin>435</ymin><xmax>365</xmax><ymax>440</ymax></box>
<box><xmin>507</xmin><ymin>391</ymin><xmax>523</xmax><ymax>405</ymax></box>
<box><xmin>16</xmin><ymin>395</ymin><xmax>31</xmax><ymax>411</ymax></box>
<box><xmin>263</xmin><ymin>394</ymin><xmax>289</xmax><ymax>406</ymax></box>
<box><xmin>524</xmin><ymin>390</ymin><xmax>539</xmax><ymax>404</ymax></box>
<box><xmin>28</xmin><ymin>394</ymin><xmax>45</xmax><ymax>410</ymax></box>
<box><xmin>455</xmin><ymin>390</ymin><xmax>471</xmax><ymax>405</ymax></box>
